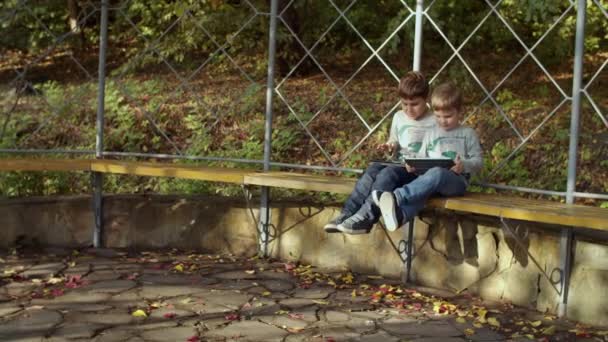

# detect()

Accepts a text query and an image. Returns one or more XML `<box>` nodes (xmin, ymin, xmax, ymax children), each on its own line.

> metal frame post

<box><xmin>93</xmin><ymin>0</ymin><xmax>109</xmax><ymax>248</ymax></box>
<box><xmin>413</xmin><ymin>0</ymin><xmax>424</xmax><ymax>71</ymax></box>
<box><xmin>259</xmin><ymin>0</ymin><xmax>279</xmax><ymax>257</ymax></box>
<box><xmin>558</xmin><ymin>0</ymin><xmax>586</xmax><ymax>317</ymax></box>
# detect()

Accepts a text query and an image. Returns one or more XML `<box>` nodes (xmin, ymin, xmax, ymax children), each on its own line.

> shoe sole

<box><xmin>379</xmin><ymin>192</ymin><xmax>399</xmax><ymax>231</ymax></box>
<box><xmin>324</xmin><ymin>225</ymin><xmax>340</xmax><ymax>233</ymax></box>
<box><xmin>336</xmin><ymin>224</ymin><xmax>371</xmax><ymax>235</ymax></box>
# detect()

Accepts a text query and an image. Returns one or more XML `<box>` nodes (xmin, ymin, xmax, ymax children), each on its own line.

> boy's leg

<box><xmin>380</xmin><ymin>167</ymin><xmax>467</xmax><ymax>230</ymax></box>
<box><xmin>338</xmin><ymin>167</ymin><xmax>417</xmax><ymax>234</ymax></box>
<box><xmin>324</xmin><ymin>163</ymin><xmax>385</xmax><ymax>232</ymax></box>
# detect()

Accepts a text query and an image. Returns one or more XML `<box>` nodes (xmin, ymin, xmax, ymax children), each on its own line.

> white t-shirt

<box><xmin>387</xmin><ymin>110</ymin><xmax>436</xmax><ymax>158</ymax></box>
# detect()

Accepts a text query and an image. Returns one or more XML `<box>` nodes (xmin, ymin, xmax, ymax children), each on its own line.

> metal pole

<box><xmin>559</xmin><ymin>0</ymin><xmax>586</xmax><ymax>318</ymax></box>
<box><xmin>258</xmin><ymin>0</ymin><xmax>278</xmax><ymax>257</ymax></box>
<box><xmin>413</xmin><ymin>0</ymin><xmax>424</xmax><ymax>71</ymax></box>
<box><xmin>93</xmin><ymin>0</ymin><xmax>109</xmax><ymax>248</ymax></box>
<box><xmin>404</xmin><ymin>219</ymin><xmax>415</xmax><ymax>283</ymax></box>
<box><xmin>566</xmin><ymin>0</ymin><xmax>586</xmax><ymax>205</ymax></box>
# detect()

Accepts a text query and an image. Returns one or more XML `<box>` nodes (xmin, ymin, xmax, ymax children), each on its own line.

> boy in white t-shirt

<box><xmin>324</xmin><ymin>72</ymin><xmax>435</xmax><ymax>234</ymax></box>
<box><xmin>376</xmin><ymin>82</ymin><xmax>483</xmax><ymax>231</ymax></box>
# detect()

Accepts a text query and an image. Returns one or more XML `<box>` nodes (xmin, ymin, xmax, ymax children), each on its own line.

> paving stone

<box><xmin>259</xmin><ymin>279</ymin><xmax>295</xmax><ymax>292</ymax></box>
<box><xmin>196</xmin><ymin>290</ymin><xmax>251</xmax><ymax>310</ymax></box>
<box><xmin>381</xmin><ymin>319</ymin><xmax>461</xmax><ymax>337</ymax></box>
<box><xmin>43</xmin><ymin>247</ymin><xmax>72</xmax><ymax>257</ymax></box>
<box><xmin>106</xmin><ymin>290</ymin><xmax>141</xmax><ymax>309</ymax></box>
<box><xmin>0</xmin><ymin>292</ymin><xmax>10</xmax><ymax>302</ymax></box>
<box><xmin>3</xmin><ymin>281</ymin><xmax>39</xmax><ymax>297</ymax></box>
<box><xmin>280</xmin><ymin>297</ymin><xmax>317</xmax><ymax>309</ymax></box>
<box><xmin>294</xmin><ymin>288</ymin><xmax>333</xmax><ymax>299</ymax></box>
<box><xmin>357</xmin><ymin>330</ymin><xmax>400</xmax><ymax>342</ymax></box>
<box><xmin>124</xmin><ymin>319</ymin><xmax>178</xmax><ymax>331</ymax></box>
<box><xmin>0</xmin><ymin>302</ymin><xmax>22</xmax><ymax>317</ymax></box>
<box><xmin>410</xmin><ymin>338</ymin><xmax>467</xmax><ymax>342</ymax></box>
<box><xmin>283</xmin><ymin>330</ymin><xmax>320</xmax><ymax>342</ymax></box>
<box><xmin>257</xmin><ymin>270</ymin><xmax>295</xmax><ymax>281</ymax></box>
<box><xmin>22</xmin><ymin>262</ymin><xmax>65</xmax><ymax>278</ymax></box>
<box><xmin>85</xmin><ymin>248</ymin><xmax>123</xmax><ymax>259</ymax></box>
<box><xmin>450</xmin><ymin>319</ymin><xmax>506</xmax><ymax>341</ymax></box>
<box><xmin>140</xmin><ymin>326</ymin><xmax>199</xmax><ymax>342</ymax></box>
<box><xmin>317</xmin><ymin>325</ymin><xmax>361</xmax><ymax>341</ymax></box>
<box><xmin>148</xmin><ymin>307</ymin><xmax>194</xmax><ymax>320</ymax></box>
<box><xmin>85</xmin><ymin>270</ymin><xmax>122</xmax><ymax>282</ymax></box>
<box><xmin>258</xmin><ymin>314</ymin><xmax>309</xmax><ymax>330</ymax></box>
<box><xmin>207</xmin><ymin>279</ymin><xmax>257</xmax><ymax>290</ymax></box>
<box><xmin>86</xmin><ymin>280</ymin><xmax>137</xmax><ymax>294</ymax></box>
<box><xmin>204</xmin><ymin>320</ymin><xmax>288</xmax><ymax>341</ymax></box>
<box><xmin>324</xmin><ymin>310</ymin><xmax>350</xmax><ymax>323</ymax></box>
<box><xmin>140</xmin><ymin>284</ymin><xmax>205</xmax><ymax>299</ymax></box>
<box><xmin>0</xmin><ymin>309</ymin><xmax>63</xmax><ymax>338</ymax></box>
<box><xmin>68</xmin><ymin>311</ymin><xmax>137</xmax><ymax>325</ymax></box>
<box><xmin>350</xmin><ymin>310</ymin><xmax>389</xmax><ymax>321</ymax></box>
<box><xmin>93</xmin><ymin>328</ymin><xmax>135</xmax><ymax>342</ymax></box>
<box><xmin>32</xmin><ymin>292</ymin><xmax>112</xmax><ymax>306</ymax></box>
<box><xmin>241</xmin><ymin>299</ymin><xmax>280</xmax><ymax>317</ymax></box>
<box><xmin>53</xmin><ymin>322</ymin><xmax>105</xmax><ymax>339</ymax></box>
<box><xmin>140</xmin><ymin>274</ymin><xmax>200</xmax><ymax>285</ymax></box>
<box><xmin>213</xmin><ymin>270</ymin><xmax>259</xmax><ymax>280</ymax></box>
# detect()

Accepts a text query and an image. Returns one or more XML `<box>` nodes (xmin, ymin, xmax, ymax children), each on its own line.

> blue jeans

<box><xmin>342</xmin><ymin>163</ymin><xmax>417</xmax><ymax>220</ymax></box>
<box><xmin>394</xmin><ymin>167</ymin><xmax>468</xmax><ymax>220</ymax></box>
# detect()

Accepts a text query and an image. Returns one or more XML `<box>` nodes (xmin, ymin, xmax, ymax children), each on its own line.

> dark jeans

<box><xmin>342</xmin><ymin>163</ymin><xmax>417</xmax><ymax>219</ymax></box>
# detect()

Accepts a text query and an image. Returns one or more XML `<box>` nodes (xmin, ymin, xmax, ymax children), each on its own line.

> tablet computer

<box><xmin>404</xmin><ymin>158</ymin><xmax>454</xmax><ymax>173</ymax></box>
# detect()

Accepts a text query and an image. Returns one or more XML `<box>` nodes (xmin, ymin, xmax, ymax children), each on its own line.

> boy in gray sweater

<box><xmin>376</xmin><ymin>82</ymin><xmax>483</xmax><ymax>230</ymax></box>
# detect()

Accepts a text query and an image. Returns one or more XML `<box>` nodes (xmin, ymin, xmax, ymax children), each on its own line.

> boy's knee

<box><xmin>425</xmin><ymin>167</ymin><xmax>446</xmax><ymax>178</ymax></box>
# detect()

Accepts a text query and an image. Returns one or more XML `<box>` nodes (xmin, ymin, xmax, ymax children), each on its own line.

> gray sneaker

<box><xmin>324</xmin><ymin>213</ymin><xmax>349</xmax><ymax>233</ymax></box>
<box><xmin>371</xmin><ymin>190</ymin><xmax>382</xmax><ymax>207</ymax></box>
<box><xmin>379</xmin><ymin>192</ymin><xmax>405</xmax><ymax>231</ymax></box>
<box><xmin>336</xmin><ymin>214</ymin><xmax>373</xmax><ymax>234</ymax></box>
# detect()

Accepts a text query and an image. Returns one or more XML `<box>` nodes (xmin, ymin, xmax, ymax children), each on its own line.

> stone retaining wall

<box><xmin>1</xmin><ymin>195</ymin><xmax>607</xmax><ymax>326</ymax></box>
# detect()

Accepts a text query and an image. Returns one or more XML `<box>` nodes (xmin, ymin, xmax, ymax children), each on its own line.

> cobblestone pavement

<box><xmin>0</xmin><ymin>247</ymin><xmax>606</xmax><ymax>342</ymax></box>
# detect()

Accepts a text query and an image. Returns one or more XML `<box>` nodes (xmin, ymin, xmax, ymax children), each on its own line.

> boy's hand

<box><xmin>404</xmin><ymin>163</ymin><xmax>416</xmax><ymax>173</ymax></box>
<box><xmin>451</xmin><ymin>155</ymin><xmax>464</xmax><ymax>174</ymax></box>
<box><xmin>376</xmin><ymin>142</ymin><xmax>397</xmax><ymax>153</ymax></box>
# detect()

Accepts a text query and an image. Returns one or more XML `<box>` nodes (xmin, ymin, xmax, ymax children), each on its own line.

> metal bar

<box><xmin>500</xmin><ymin>218</ymin><xmax>561</xmax><ymax>295</ymax></box>
<box><xmin>405</xmin><ymin>219</ymin><xmax>415</xmax><ymax>283</ymax></box>
<box><xmin>559</xmin><ymin>0</ymin><xmax>587</xmax><ymax>318</ymax></box>
<box><xmin>566</xmin><ymin>0</ymin><xmax>587</xmax><ymax>205</ymax></box>
<box><xmin>93</xmin><ymin>0</ymin><xmax>109</xmax><ymax>248</ymax></box>
<box><xmin>259</xmin><ymin>0</ymin><xmax>279</xmax><ymax>258</ymax></box>
<box><xmin>413</xmin><ymin>0</ymin><xmax>424</xmax><ymax>71</ymax></box>
<box><xmin>0</xmin><ymin>149</ymin><xmax>95</xmax><ymax>155</ymax></box>
<box><xmin>474</xmin><ymin>182</ymin><xmax>566</xmax><ymax>197</ymax></box>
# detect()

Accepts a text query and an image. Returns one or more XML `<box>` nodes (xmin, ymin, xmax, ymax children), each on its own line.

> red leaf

<box><xmin>163</xmin><ymin>313</ymin><xmax>177</xmax><ymax>319</ymax></box>
<box><xmin>186</xmin><ymin>336</ymin><xmax>200</xmax><ymax>342</ymax></box>
<box><xmin>51</xmin><ymin>289</ymin><xmax>64</xmax><ymax>297</ymax></box>
<box><xmin>224</xmin><ymin>313</ymin><xmax>239</xmax><ymax>321</ymax></box>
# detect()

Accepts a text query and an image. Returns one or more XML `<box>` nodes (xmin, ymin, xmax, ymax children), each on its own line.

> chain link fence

<box><xmin>0</xmin><ymin>0</ymin><xmax>606</xmax><ymax>203</ymax></box>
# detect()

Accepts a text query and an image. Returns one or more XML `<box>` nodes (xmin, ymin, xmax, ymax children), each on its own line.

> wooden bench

<box><xmin>3</xmin><ymin>157</ymin><xmax>607</xmax><ymax>318</ymax></box>
<box><xmin>2</xmin><ymin>158</ymin><xmax>606</xmax><ymax>230</ymax></box>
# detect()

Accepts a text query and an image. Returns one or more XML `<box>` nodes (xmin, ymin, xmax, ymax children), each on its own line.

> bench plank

<box><xmin>90</xmin><ymin>160</ymin><xmax>249</xmax><ymax>184</ymax></box>
<box><xmin>0</xmin><ymin>158</ymin><xmax>91</xmax><ymax>172</ymax></box>
<box><xmin>244</xmin><ymin>171</ymin><xmax>356</xmax><ymax>194</ymax></box>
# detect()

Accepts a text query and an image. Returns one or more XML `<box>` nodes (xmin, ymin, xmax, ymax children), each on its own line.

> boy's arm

<box><xmin>387</xmin><ymin>113</ymin><xmax>399</xmax><ymax>145</ymax></box>
<box><xmin>461</xmin><ymin>129</ymin><xmax>483</xmax><ymax>174</ymax></box>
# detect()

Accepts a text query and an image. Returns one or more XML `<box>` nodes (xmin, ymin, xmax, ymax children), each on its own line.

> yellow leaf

<box><xmin>132</xmin><ymin>309</ymin><xmax>147</xmax><ymax>317</ymax></box>
<box><xmin>245</xmin><ymin>270</ymin><xmax>255</xmax><ymax>274</ymax></box>
<box><xmin>541</xmin><ymin>326</ymin><xmax>556</xmax><ymax>335</ymax></box>
<box><xmin>180</xmin><ymin>297</ymin><xmax>193</xmax><ymax>304</ymax></box>
<box><xmin>477</xmin><ymin>308</ymin><xmax>488</xmax><ymax>323</ymax></box>
<box><xmin>473</xmin><ymin>322</ymin><xmax>483</xmax><ymax>328</ymax></box>
<box><xmin>174</xmin><ymin>264</ymin><xmax>184</xmax><ymax>272</ymax></box>
<box><xmin>275</xmin><ymin>310</ymin><xmax>289</xmax><ymax>315</ymax></box>
<box><xmin>262</xmin><ymin>291</ymin><xmax>271</xmax><ymax>296</ymax></box>
<box><xmin>456</xmin><ymin>317</ymin><xmax>467</xmax><ymax>324</ymax></box>
<box><xmin>524</xmin><ymin>334</ymin><xmax>535</xmax><ymax>339</ymax></box>
<box><xmin>351</xmin><ymin>290</ymin><xmax>357</xmax><ymax>297</ymax></box>
<box><xmin>464</xmin><ymin>328</ymin><xmax>475</xmax><ymax>336</ymax></box>
<box><xmin>530</xmin><ymin>320</ymin><xmax>542</xmax><ymax>327</ymax></box>
<box><xmin>367</xmin><ymin>275</ymin><xmax>383</xmax><ymax>279</ymax></box>
<box><xmin>312</xmin><ymin>300</ymin><xmax>329</xmax><ymax>305</ymax></box>
<box><xmin>487</xmin><ymin>317</ymin><xmax>501</xmax><ymax>328</ymax></box>
<box><xmin>456</xmin><ymin>309</ymin><xmax>469</xmax><ymax>317</ymax></box>
<box><xmin>597</xmin><ymin>330</ymin><xmax>608</xmax><ymax>336</ymax></box>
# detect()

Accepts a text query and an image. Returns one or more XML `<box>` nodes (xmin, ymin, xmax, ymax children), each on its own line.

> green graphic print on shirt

<box><xmin>427</xmin><ymin>137</ymin><xmax>466</xmax><ymax>160</ymax></box>
<box><xmin>397</xmin><ymin>125</ymin><xmax>428</xmax><ymax>154</ymax></box>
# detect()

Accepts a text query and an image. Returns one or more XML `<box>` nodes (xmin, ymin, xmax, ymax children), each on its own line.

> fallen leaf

<box><xmin>464</xmin><ymin>328</ymin><xmax>475</xmax><ymax>336</ymax></box>
<box><xmin>288</xmin><ymin>313</ymin><xmax>304</xmax><ymax>320</ymax></box>
<box><xmin>174</xmin><ymin>264</ymin><xmax>184</xmax><ymax>272</ymax></box>
<box><xmin>51</xmin><ymin>289</ymin><xmax>64</xmax><ymax>297</ymax></box>
<box><xmin>186</xmin><ymin>336</ymin><xmax>200</xmax><ymax>342</ymax></box>
<box><xmin>456</xmin><ymin>317</ymin><xmax>467</xmax><ymax>324</ymax></box>
<box><xmin>224</xmin><ymin>313</ymin><xmax>239</xmax><ymax>321</ymax></box>
<box><xmin>132</xmin><ymin>309</ymin><xmax>147</xmax><ymax>317</ymax></box>
<box><xmin>487</xmin><ymin>317</ymin><xmax>500</xmax><ymax>328</ymax></box>
<box><xmin>367</xmin><ymin>275</ymin><xmax>383</xmax><ymax>279</ymax></box>
<box><xmin>163</xmin><ymin>313</ymin><xmax>177</xmax><ymax>319</ymax></box>
<box><xmin>530</xmin><ymin>320</ymin><xmax>542</xmax><ymax>327</ymax></box>
<box><xmin>180</xmin><ymin>297</ymin><xmax>193</xmax><ymax>304</ymax></box>
<box><xmin>473</xmin><ymin>322</ymin><xmax>483</xmax><ymax>328</ymax></box>
<box><xmin>275</xmin><ymin>310</ymin><xmax>289</xmax><ymax>315</ymax></box>
<box><xmin>541</xmin><ymin>325</ymin><xmax>556</xmax><ymax>335</ymax></box>
<box><xmin>245</xmin><ymin>270</ymin><xmax>255</xmax><ymax>274</ymax></box>
<box><xmin>287</xmin><ymin>327</ymin><xmax>305</xmax><ymax>333</ymax></box>
<box><xmin>262</xmin><ymin>291</ymin><xmax>271</xmax><ymax>296</ymax></box>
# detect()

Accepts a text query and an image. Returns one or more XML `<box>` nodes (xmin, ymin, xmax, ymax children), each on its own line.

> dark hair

<box><xmin>431</xmin><ymin>82</ymin><xmax>463</xmax><ymax>111</ymax></box>
<box><xmin>398</xmin><ymin>71</ymin><xmax>429</xmax><ymax>100</ymax></box>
